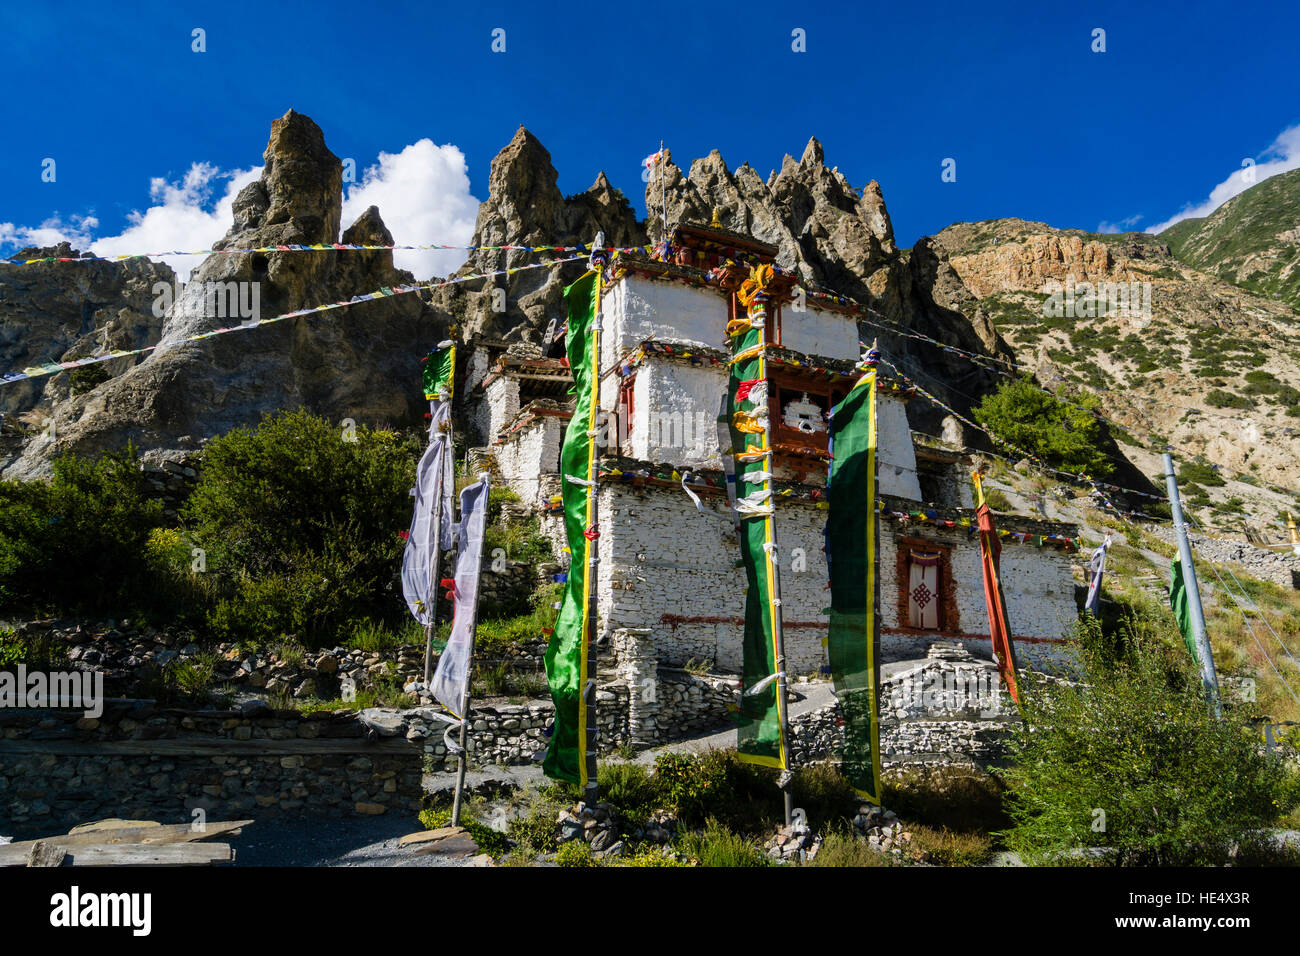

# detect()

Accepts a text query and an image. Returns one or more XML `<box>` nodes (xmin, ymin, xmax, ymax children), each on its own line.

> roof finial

<box><xmin>710</xmin><ymin>206</ymin><xmax>723</xmax><ymax>229</ymax></box>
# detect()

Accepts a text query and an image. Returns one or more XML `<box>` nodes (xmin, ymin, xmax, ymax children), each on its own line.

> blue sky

<box><xmin>2</xmin><ymin>0</ymin><xmax>1299</xmax><ymax>277</ymax></box>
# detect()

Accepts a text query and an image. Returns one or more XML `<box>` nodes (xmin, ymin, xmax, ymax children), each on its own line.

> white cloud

<box><xmin>1146</xmin><ymin>122</ymin><xmax>1300</xmax><ymax>233</ymax></box>
<box><xmin>2</xmin><ymin>140</ymin><xmax>480</xmax><ymax>282</ymax></box>
<box><xmin>0</xmin><ymin>213</ymin><xmax>99</xmax><ymax>254</ymax></box>
<box><xmin>89</xmin><ymin>163</ymin><xmax>262</xmax><ymax>280</ymax></box>
<box><xmin>1097</xmin><ymin>214</ymin><xmax>1143</xmax><ymax>234</ymax></box>
<box><xmin>341</xmin><ymin>139</ymin><xmax>478</xmax><ymax>279</ymax></box>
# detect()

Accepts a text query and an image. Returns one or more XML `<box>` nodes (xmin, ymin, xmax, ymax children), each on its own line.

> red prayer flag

<box><xmin>976</xmin><ymin>501</ymin><xmax>1020</xmax><ymax>704</ymax></box>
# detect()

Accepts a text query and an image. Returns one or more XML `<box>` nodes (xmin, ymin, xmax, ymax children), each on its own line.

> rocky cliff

<box><xmin>931</xmin><ymin>216</ymin><xmax>1300</xmax><ymax>532</ymax></box>
<box><xmin>3</xmin><ymin>111</ymin><xmax>453</xmax><ymax>476</ymax></box>
<box><xmin>0</xmin><ymin>111</ymin><xmax>1181</xmax><ymax>499</ymax></box>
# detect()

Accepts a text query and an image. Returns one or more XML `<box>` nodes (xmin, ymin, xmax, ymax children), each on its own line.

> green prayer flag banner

<box><xmin>826</xmin><ymin>369</ymin><xmax>882</xmax><ymax>803</ymax></box>
<box><xmin>727</xmin><ymin>315</ymin><xmax>786</xmax><ymax>769</ymax></box>
<box><xmin>422</xmin><ymin>345</ymin><xmax>456</xmax><ymax>400</ymax></box>
<box><xmin>543</xmin><ymin>271</ymin><xmax>599</xmax><ymax>787</ymax></box>
<box><xmin>1170</xmin><ymin>555</ymin><xmax>1199</xmax><ymax>663</ymax></box>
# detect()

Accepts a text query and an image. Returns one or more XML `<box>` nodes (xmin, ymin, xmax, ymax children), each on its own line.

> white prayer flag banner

<box><xmin>401</xmin><ymin>399</ymin><xmax>455</xmax><ymax>625</ymax></box>
<box><xmin>432</xmin><ymin>476</ymin><xmax>491</xmax><ymax>715</ymax></box>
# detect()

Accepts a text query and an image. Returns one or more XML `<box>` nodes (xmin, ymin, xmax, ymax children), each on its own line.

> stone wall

<box><xmin>0</xmin><ymin>701</ymin><xmax>423</xmax><ymax>839</ymax></box>
<box><xmin>788</xmin><ymin>657</ymin><xmax>1021</xmax><ymax>772</ymax></box>
<box><xmin>390</xmin><ymin>683</ymin><xmax>631</xmax><ymax>771</ymax></box>
<box><xmin>492</xmin><ymin>413</ymin><xmax>564</xmax><ymax>507</ymax></box>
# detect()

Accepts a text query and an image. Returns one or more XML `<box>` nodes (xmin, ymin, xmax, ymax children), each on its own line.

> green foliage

<box><xmin>184</xmin><ymin>410</ymin><xmax>421</xmax><ymax>648</ymax></box>
<box><xmin>1001</xmin><ymin>609</ymin><xmax>1300</xmax><ymax>865</ymax></box>
<box><xmin>1205</xmin><ymin>389</ymin><xmax>1251</xmax><ymax>410</ymax></box>
<box><xmin>554</xmin><ymin>840</ymin><xmax>598</xmax><ymax>867</ymax></box>
<box><xmin>597</xmin><ymin>762</ymin><xmax>660</xmax><ymax>827</ymax></box>
<box><xmin>0</xmin><ymin>446</ymin><xmax>172</xmax><ymax>615</ymax></box>
<box><xmin>972</xmin><ymin>378</ymin><xmax>1113</xmax><ymax>477</ymax></box>
<box><xmin>0</xmin><ymin>627</ymin><xmax>69</xmax><ymax>670</ymax></box>
<box><xmin>1177</xmin><ymin>459</ymin><xmax>1227</xmax><ymax>487</ymax></box>
<box><xmin>506</xmin><ymin>802</ymin><xmax>560</xmax><ymax>854</ymax></box>
<box><xmin>982</xmin><ymin>487</ymin><xmax>1012</xmax><ymax>511</ymax></box>
<box><xmin>801</xmin><ymin>828</ymin><xmax>893</xmax><ymax>867</ymax></box>
<box><xmin>675</xmin><ymin>819</ymin><xmax>771</xmax><ymax>867</ymax></box>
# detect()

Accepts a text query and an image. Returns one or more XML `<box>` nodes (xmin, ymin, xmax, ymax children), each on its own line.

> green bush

<box><xmin>972</xmin><ymin>378</ymin><xmax>1113</xmax><ymax>477</ymax></box>
<box><xmin>676</xmin><ymin>819</ymin><xmax>771</xmax><ymax>867</ymax></box>
<box><xmin>597</xmin><ymin>761</ymin><xmax>660</xmax><ymax>828</ymax></box>
<box><xmin>1001</xmin><ymin>609</ymin><xmax>1300</xmax><ymax>865</ymax></box>
<box><xmin>1205</xmin><ymin>389</ymin><xmax>1251</xmax><ymax>410</ymax></box>
<box><xmin>0</xmin><ymin>446</ymin><xmax>171</xmax><ymax>615</ymax></box>
<box><xmin>555</xmin><ymin>840</ymin><xmax>598</xmax><ymax>867</ymax></box>
<box><xmin>184</xmin><ymin>410</ymin><xmax>421</xmax><ymax>648</ymax></box>
<box><xmin>1177</xmin><ymin>460</ymin><xmax>1227</xmax><ymax>487</ymax></box>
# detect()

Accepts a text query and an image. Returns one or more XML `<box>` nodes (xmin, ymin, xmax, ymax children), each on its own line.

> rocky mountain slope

<box><xmin>1161</xmin><ymin>166</ymin><xmax>1300</xmax><ymax>311</ymax></box>
<box><xmin>3</xmin><ymin>111</ymin><xmax>453</xmax><ymax>476</ymax></box>
<box><xmin>930</xmin><ymin>209</ymin><xmax>1300</xmax><ymax>535</ymax></box>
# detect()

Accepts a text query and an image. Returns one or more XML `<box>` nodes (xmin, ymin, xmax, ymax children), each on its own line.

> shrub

<box><xmin>555</xmin><ymin>840</ymin><xmax>598</xmax><ymax>867</ymax></box>
<box><xmin>802</xmin><ymin>828</ymin><xmax>893</xmax><ymax>867</ymax></box>
<box><xmin>0</xmin><ymin>446</ymin><xmax>171</xmax><ymax>615</ymax></box>
<box><xmin>184</xmin><ymin>410</ymin><xmax>421</xmax><ymax>648</ymax></box>
<box><xmin>597</xmin><ymin>761</ymin><xmax>660</xmax><ymax>828</ymax></box>
<box><xmin>1205</xmin><ymin>389</ymin><xmax>1251</xmax><ymax>409</ymax></box>
<box><xmin>972</xmin><ymin>378</ymin><xmax>1113</xmax><ymax>477</ymax></box>
<box><xmin>1177</xmin><ymin>459</ymin><xmax>1226</xmax><ymax>487</ymax></box>
<box><xmin>1001</xmin><ymin>607</ymin><xmax>1300</xmax><ymax>865</ymax></box>
<box><xmin>507</xmin><ymin>803</ymin><xmax>560</xmax><ymax>854</ymax></box>
<box><xmin>675</xmin><ymin>819</ymin><xmax>771</xmax><ymax>867</ymax></box>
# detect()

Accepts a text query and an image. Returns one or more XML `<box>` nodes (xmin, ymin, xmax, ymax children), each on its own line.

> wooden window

<box><xmin>619</xmin><ymin>373</ymin><xmax>636</xmax><ymax>438</ymax></box>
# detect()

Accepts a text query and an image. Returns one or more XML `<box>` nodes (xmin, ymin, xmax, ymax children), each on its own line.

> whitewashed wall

<box><xmin>595</xmin><ymin>483</ymin><xmax>831</xmax><ymax>675</ymax></box>
<box><xmin>609</xmin><ymin>359</ymin><xmax>727</xmax><ymax>467</ymax></box>
<box><xmin>877</xmin><ymin>395</ymin><xmax>923</xmax><ymax>500</ymax></box>
<box><xmin>473</xmin><ymin>375</ymin><xmax>519</xmax><ymax>445</ymax></box>
<box><xmin>878</xmin><ymin>525</ymin><xmax>1078</xmax><ymax>670</ymax></box>
<box><xmin>602</xmin><ymin>277</ymin><xmax>726</xmax><ymax>370</ymax></box>
<box><xmin>779</xmin><ymin>305</ymin><xmax>860</xmax><ymax>362</ymax></box>
<box><xmin>493</xmin><ymin>416</ymin><xmax>565</xmax><ymax>506</ymax></box>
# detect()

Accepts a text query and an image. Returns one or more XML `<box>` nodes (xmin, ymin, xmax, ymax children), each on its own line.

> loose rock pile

<box><xmin>853</xmin><ymin>805</ymin><xmax>915</xmax><ymax>858</ymax></box>
<box><xmin>765</xmin><ymin>822</ymin><xmax>822</xmax><ymax>862</ymax></box>
<box><xmin>557</xmin><ymin>801</ymin><xmax>622</xmax><ymax>856</ymax></box>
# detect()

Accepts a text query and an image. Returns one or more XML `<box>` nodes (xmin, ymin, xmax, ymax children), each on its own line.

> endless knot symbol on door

<box><xmin>911</xmin><ymin>583</ymin><xmax>933</xmax><ymax>608</ymax></box>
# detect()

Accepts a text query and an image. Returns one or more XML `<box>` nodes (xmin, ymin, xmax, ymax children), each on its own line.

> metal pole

<box><xmin>452</xmin><ymin>472</ymin><xmax>490</xmax><ymax>828</ymax></box>
<box><xmin>1163</xmin><ymin>453</ymin><xmax>1221</xmax><ymax>714</ymax></box>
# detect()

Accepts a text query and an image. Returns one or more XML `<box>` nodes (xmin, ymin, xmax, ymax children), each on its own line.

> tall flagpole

<box><xmin>582</xmin><ymin>235</ymin><xmax>605</xmax><ymax>806</ymax></box>
<box><xmin>422</xmin><ymin>390</ymin><xmax>454</xmax><ymax>685</ymax></box>
<box><xmin>421</xmin><ymin>394</ymin><xmax>445</xmax><ymax>685</ymax></box>
<box><xmin>1163</xmin><ymin>453</ymin><xmax>1221</xmax><ymax>715</ymax></box>
<box><xmin>452</xmin><ymin>472</ymin><xmax>491</xmax><ymax>827</ymax></box>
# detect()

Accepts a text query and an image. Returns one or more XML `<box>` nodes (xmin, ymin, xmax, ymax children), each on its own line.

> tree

<box><xmin>1001</xmin><ymin>610</ymin><xmax>1299</xmax><ymax>865</ymax></box>
<box><xmin>0</xmin><ymin>446</ymin><xmax>164</xmax><ymax>614</ymax></box>
<box><xmin>184</xmin><ymin>410</ymin><xmax>420</xmax><ymax>647</ymax></box>
<box><xmin>973</xmin><ymin>377</ymin><xmax>1113</xmax><ymax>477</ymax></box>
